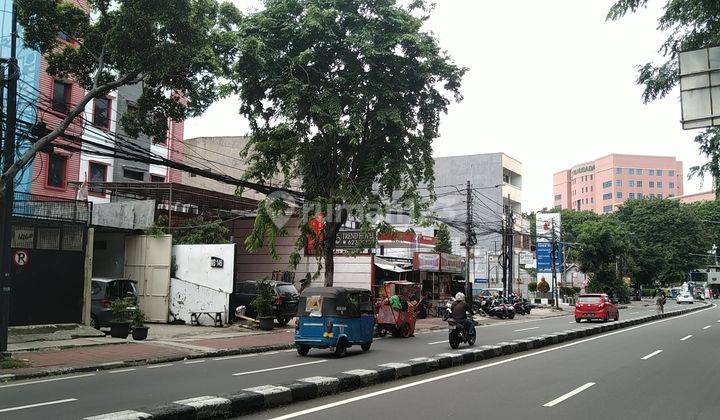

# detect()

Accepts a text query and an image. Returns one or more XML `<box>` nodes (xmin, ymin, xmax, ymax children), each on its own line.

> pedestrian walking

<box><xmin>655</xmin><ymin>289</ymin><xmax>666</xmax><ymax>314</ymax></box>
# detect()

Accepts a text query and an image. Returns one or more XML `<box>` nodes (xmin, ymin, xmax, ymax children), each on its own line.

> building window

<box><xmin>591</xmin><ymin>186</ymin><xmax>594</xmax><ymax>192</ymax></box>
<box><xmin>638</xmin><ymin>192</ymin><xmax>644</xmax><ymax>199</ymax></box>
<box><xmin>658</xmin><ymin>193</ymin><xmax>663</xmax><ymax>199</ymax></box>
<box><xmin>650</xmin><ymin>193</ymin><xmax>656</xmax><ymax>198</ymax></box>
<box><xmin>123</xmin><ymin>168</ymin><xmax>145</xmax><ymax>181</ymax></box>
<box><xmin>656</xmin><ymin>169</ymin><xmax>663</xmax><ymax>176</ymax></box>
<box><xmin>649</xmin><ymin>181</ymin><xmax>655</xmax><ymax>188</ymax></box>
<box><xmin>602</xmin><ymin>181</ymin><xmax>612</xmax><ymax>188</ymax></box>
<box><xmin>669</xmin><ymin>170</ymin><xmax>675</xmax><ymax>176</ymax></box>
<box><xmin>603</xmin><ymin>205</ymin><xmax>613</xmax><ymax>213</ymax></box>
<box><xmin>47</xmin><ymin>153</ymin><xmax>67</xmax><ymax>189</ymax></box>
<box><xmin>670</xmin><ymin>182</ymin><xmax>675</xmax><ymax>189</ymax></box>
<box><xmin>636</xmin><ymin>169</ymin><xmax>643</xmax><ymax>175</ymax></box>
<box><xmin>603</xmin><ymin>193</ymin><xmax>612</xmax><ymax>200</ymax></box>
<box><xmin>150</xmin><ymin>175</ymin><xmax>165</xmax><ymax>183</ymax></box>
<box><xmin>93</xmin><ymin>97</ymin><xmax>111</xmax><ymax>128</ymax></box>
<box><xmin>628</xmin><ymin>168</ymin><xmax>635</xmax><ymax>175</ymax></box>
<box><xmin>629</xmin><ymin>180</ymin><xmax>635</xmax><ymax>187</ymax></box>
<box><xmin>657</xmin><ymin>181</ymin><xmax>663</xmax><ymax>188</ymax></box>
<box><xmin>88</xmin><ymin>161</ymin><xmax>108</xmax><ymax>182</ymax></box>
<box><xmin>590</xmin><ymin>174</ymin><xmax>593</xmax><ymax>180</ymax></box>
<box><xmin>629</xmin><ymin>192</ymin><xmax>635</xmax><ymax>199</ymax></box>
<box><xmin>503</xmin><ymin>174</ymin><xmax>510</xmax><ymax>183</ymax></box>
<box><xmin>591</xmin><ymin>197</ymin><xmax>594</xmax><ymax>203</ymax></box>
<box><xmin>616</xmin><ymin>191</ymin><xmax>623</xmax><ymax>199</ymax></box>
<box><xmin>649</xmin><ymin>169</ymin><xmax>655</xmax><ymax>175</ymax></box>
<box><xmin>637</xmin><ymin>180</ymin><xmax>643</xmax><ymax>187</ymax></box>
<box><xmin>52</xmin><ymin>81</ymin><xmax>71</xmax><ymax>114</ymax></box>
<box><xmin>615</xmin><ymin>168</ymin><xmax>622</xmax><ymax>174</ymax></box>
<box><xmin>615</xmin><ymin>180</ymin><xmax>622</xmax><ymax>187</ymax></box>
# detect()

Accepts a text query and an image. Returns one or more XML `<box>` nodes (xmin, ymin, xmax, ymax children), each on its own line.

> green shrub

<box><xmin>109</xmin><ymin>297</ymin><xmax>134</xmax><ymax>323</ymax></box>
<box><xmin>251</xmin><ymin>278</ymin><xmax>274</xmax><ymax>317</ymax></box>
<box><xmin>527</xmin><ymin>282</ymin><xmax>538</xmax><ymax>292</ymax></box>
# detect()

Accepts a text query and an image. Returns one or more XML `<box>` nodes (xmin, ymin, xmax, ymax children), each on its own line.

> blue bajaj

<box><xmin>295</xmin><ymin>287</ymin><xmax>375</xmax><ymax>357</ymax></box>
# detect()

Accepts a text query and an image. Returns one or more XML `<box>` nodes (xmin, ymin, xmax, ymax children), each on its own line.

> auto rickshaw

<box><xmin>375</xmin><ymin>281</ymin><xmax>421</xmax><ymax>338</ymax></box>
<box><xmin>294</xmin><ymin>287</ymin><xmax>375</xmax><ymax>357</ymax></box>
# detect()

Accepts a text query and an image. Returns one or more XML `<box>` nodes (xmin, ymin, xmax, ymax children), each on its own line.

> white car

<box><xmin>676</xmin><ymin>293</ymin><xmax>694</xmax><ymax>304</ymax></box>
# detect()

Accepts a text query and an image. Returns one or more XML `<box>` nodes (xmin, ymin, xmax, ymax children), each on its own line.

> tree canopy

<box><xmin>607</xmin><ymin>0</ymin><xmax>720</xmax><ymax>195</ymax></box>
<box><xmin>235</xmin><ymin>0</ymin><xmax>465</xmax><ymax>285</ymax></box>
<box><xmin>434</xmin><ymin>223</ymin><xmax>452</xmax><ymax>254</ymax></box>
<box><xmin>2</xmin><ymin>0</ymin><xmax>241</xmax><ymax>196</ymax></box>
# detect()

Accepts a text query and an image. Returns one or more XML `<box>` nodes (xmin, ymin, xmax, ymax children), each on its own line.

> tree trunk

<box><xmin>323</xmin><ymin>223</ymin><xmax>339</xmax><ymax>287</ymax></box>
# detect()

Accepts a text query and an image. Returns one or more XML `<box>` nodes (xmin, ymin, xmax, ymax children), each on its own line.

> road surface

<box><xmin>248</xmin><ymin>301</ymin><xmax>720</xmax><ymax>420</ymax></box>
<box><xmin>0</xmin><ymin>303</ymin><xmax>681</xmax><ymax>419</ymax></box>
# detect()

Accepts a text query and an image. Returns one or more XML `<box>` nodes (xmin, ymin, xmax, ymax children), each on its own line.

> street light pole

<box><xmin>0</xmin><ymin>6</ymin><xmax>18</xmax><ymax>353</ymax></box>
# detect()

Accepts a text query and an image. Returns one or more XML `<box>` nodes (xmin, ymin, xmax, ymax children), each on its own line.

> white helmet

<box><xmin>455</xmin><ymin>292</ymin><xmax>465</xmax><ymax>302</ymax></box>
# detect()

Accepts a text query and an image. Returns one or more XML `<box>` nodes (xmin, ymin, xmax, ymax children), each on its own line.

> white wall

<box><xmin>170</xmin><ymin>244</ymin><xmax>235</xmax><ymax>325</ymax></box>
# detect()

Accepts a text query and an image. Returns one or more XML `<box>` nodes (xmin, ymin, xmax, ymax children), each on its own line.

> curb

<box><xmin>84</xmin><ymin>303</ymin><xmax>712</xmax><ymax>419</ymax></box>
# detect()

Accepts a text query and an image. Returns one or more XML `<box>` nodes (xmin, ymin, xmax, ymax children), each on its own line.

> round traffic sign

<box><xmin>13</xmin><ymin>249</ymin><xmax>29</xmax><ymax>266</ymax></box>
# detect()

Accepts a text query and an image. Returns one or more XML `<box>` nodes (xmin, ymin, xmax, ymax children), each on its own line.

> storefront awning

<box><xmin>375</xmin><ymin>257</ymin><xmax>412</xmax><ymax>273</ymax></box>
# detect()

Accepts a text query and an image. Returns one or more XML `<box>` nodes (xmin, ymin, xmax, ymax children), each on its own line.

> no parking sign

<box><xmin>12</xmin><ymin>249</ymin><xmax>29</xmax><ymax>266</ymax></box>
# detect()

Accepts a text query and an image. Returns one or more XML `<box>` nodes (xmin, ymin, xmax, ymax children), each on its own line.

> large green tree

<box><xmin>434</xmin><ymin>223</ymin><xmax>452</xmax><ymax>254</ymax></box>
<box><xmin>1</xmin><ymin>0</ymin><xmax>241</xmax><ymax>197</ymax></box>
<box><xmin>236</xmin><ymin>0</ymin><xmax>465</xmax><ymax>286</ymax></box>
<box><xmin>613</xmin><ymin>199</ymin><xmax>707</xmax><ymax>285</ymax></box>
<box><xmin>574</xmin><ymin>218</ymin><xmax>630</xmax><ymax>300</ymax></box>
<box><xmin>607</xmin><ymin>0</ymin><xmax>720</xmax><ymax>197</ymax></box>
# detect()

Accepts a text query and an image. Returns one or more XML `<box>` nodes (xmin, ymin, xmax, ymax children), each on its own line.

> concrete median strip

<box><xmin>83</xmin><ymin>303</ymin><xmax>712</xmax><ymax>420</ymax></box>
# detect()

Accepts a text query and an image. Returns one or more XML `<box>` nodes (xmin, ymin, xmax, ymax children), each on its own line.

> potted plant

<box><xmin>109</xmin><ymin>297</ymin><xmax>133</xmax><ymax>339</ymax></box>
<box><xmin>252</xmin><ymin>278</ymin><xmax>275</xmax><ymax>331</ymax></box>
<box><xmin>131</xmin><ymin>309</ymin><xmax>149</xmax><ymax>340</ymax></box>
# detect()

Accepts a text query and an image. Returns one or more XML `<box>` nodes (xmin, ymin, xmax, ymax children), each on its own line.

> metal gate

<box><xmin>124</xmin><ymin>235</ymin><xmax>172</xmax><ymax>322</ymax></box>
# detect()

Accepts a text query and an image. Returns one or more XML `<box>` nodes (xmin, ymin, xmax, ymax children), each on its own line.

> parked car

<box><xmin>575</xmin><ymin>293</ymin><xmax>619</xmax><ymax>323</ymax></box>
<box><xmin>91</xmin><ymin>278</ymin><xmax>138</xmax><ymax>328</ymax></box>
<box><xmin>676</xmin><ymin>293</ymin><xmax>695</xmax><ymax>304</ymax></box>
<box><xmin>230</xmin><ymin>280</ymin><xmax>299</xmax><ymax>326</ymax></box>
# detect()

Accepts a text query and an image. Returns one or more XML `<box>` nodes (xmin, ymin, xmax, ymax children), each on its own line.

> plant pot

<box><xmin>258</xmin><ymin>316</ymin><xmax>275</xmax><ymax>331</ymax></box>
<box><xmin>109</xmin><ymin>322</ymin><xmax>131</xmax><ymax>339</ymax></box>
<box><xmin>131</xmin><ymin>326</ymin><xmax>149</xmax><ymax>340</ymax></box>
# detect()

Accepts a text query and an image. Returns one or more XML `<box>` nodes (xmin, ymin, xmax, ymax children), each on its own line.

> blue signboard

<box><xmin>536</xmin><ymin>241</ymin><xmax>562</xmax><ymax>271</ymax></box>
<box><xmin>474</xmin><ymin>278</ymin><xmax>488</xmax><ymax>284</ymax></box>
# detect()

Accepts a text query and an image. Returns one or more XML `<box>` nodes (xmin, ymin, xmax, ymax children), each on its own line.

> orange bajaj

<box><xmin>575</xmin><ymin>294</ymin><xmax>619</xmax><ymax>323</ymax></box>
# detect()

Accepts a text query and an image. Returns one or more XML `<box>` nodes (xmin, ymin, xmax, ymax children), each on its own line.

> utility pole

<box><xmin>0</xmin><ymin>6</ymin><xmax>18</xmax><ymax>353</ymax></box>
<box><xmin>501</xmin><ymin>216</ymin><xmax>507</xmax><ymax>296</ymax></box>
<box><xmin>550</xmin><ymin>219</ymin><xmax>559</xmax><ymax>309</ymax></box>
<box><xmin>465</xmin><ymin>180</ymin><xmax>473</xmax><ymax>302</ymax></box>
<box><xmin>506</xmin><ymin>194</ymin><xmax>514</xmax><ymax>296</ymax></box>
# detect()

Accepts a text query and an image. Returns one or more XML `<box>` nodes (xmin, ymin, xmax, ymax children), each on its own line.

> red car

<box><xmin>575</xmin><ymin>294</ymin><xmax>619</xmax><ymax>323</ymax></box>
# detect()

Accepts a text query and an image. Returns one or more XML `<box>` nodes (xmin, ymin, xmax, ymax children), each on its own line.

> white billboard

<box><xmin>536</xmin><ymin>212</ymin><xmax>561</xmax><ymax>243</ymax></box>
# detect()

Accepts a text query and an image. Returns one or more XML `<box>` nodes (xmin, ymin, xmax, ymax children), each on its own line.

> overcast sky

<box><xmin>185</xmin><ymin>0</ymin><xmax>708</xmax><ymax>211</ymax></box>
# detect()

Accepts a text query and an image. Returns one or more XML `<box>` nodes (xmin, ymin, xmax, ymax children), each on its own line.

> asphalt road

<box><xmin>247</xmin><ymin>301</ymin><xmax>720</xmax><ymax>420</ymax></box>
<box><xmin>0</xmin><ymin>303</ymin><xmax>678</xmax><ymax>419</ymax></box>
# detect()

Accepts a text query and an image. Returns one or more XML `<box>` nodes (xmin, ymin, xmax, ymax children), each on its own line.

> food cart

<box><xmin>375</xmin><ymin>281</ymin><xmax>421</xmax><ymax>337</ymax></box>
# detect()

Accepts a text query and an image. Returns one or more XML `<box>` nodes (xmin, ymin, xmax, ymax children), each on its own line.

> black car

<box><xmin>230</xmin><ymin>280</ymin><xmax>300</xmax><ymax>326</ymax></box>
<box><xmin>90</xmin><ymin>278</ymin><xmax>138</xmax><ymax>328</ymax></box>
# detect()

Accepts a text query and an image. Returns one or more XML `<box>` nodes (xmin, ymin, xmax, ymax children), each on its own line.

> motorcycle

<box><xmin>446</xmin><ymin>317</ymin><xmax>476</xmax><ymax>349</ymax></box>
<box><xmin>490</xmin><ymin>299</ymin><xmax>515</xmax><ymax>319</ymax></box>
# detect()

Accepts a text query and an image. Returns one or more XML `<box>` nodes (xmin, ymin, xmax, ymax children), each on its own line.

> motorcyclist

<box><xmin>450</xmin><ymin>292</ymin><xmax>476</xmax><ymax>338</ymax></box>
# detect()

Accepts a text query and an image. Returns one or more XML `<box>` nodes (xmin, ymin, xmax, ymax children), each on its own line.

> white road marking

<box><xmin>147</xmin><ymin>364</ymin><xmax>173</xmax><ymax>369</ymax></box>
<box><xmin>514</xmin><ymin>327</ymin><xmax>539</xmax><ymax>332</ymax></box>
<box><xmin>232</xmin><ymin>360</ymin><xmax>327</xmax><ymax>376</ymax></box>
<box><xmin>0</xmin><ymin>374</ymin><xmax>95</xmax><ymax>389</ymax></box>
<box><xmin>0</xmin><ymin>398</ymin><xmax>77</xmax><ymax>413</ymax></box>
<box><xmin>543</xmin><ymin>382</ymin><xmax>596</xmax><ymax>407</ymax></box>
<box><xmin>641</xmin><ymin>350</ymin><xmax>663</xmax><ymax>360</ymax></box>
<box><xmin>681</xmin><ymin>335</ymin><xmax>693</xmax><ymax>341</ymax></box>
<box><xmin>264</xmin><ymin>351</ymin><xmax>280</xmax><ymax>355</ymax></box>
<box><xmin>703</xmin><ymin>325</ymin><xmax>712</xmax><ymax>330</ymax></box>
<box><xmin>213</xmin><ymin>354</ymin><xmax>258</xmax><ymax>361</ymax></box>
<box><xmin>427</xmin><ymin>341</ymin><xmax>447</xmax><ymax>345</ymax></box>
<box><xmin>183</xmin><ymin>360</ymin><xmax>206</xmax><ymax>365</ymax></box>
<box><xmin>628</xmin><ymin>312</ymin><xmax>639</xmax><ymax>315</ymax></box>
<box><xmin>108</xmin><ymin>368</ymin><xmax>136</xmax><ymax>374</ymax></box>
<box><xmin>266</xmin><ymin>304</ymin><xmax>716</xmax><ymax>420</ymax></box>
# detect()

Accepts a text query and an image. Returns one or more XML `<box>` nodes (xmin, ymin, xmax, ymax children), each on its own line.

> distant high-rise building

<box><xmin>553</xmin><ymin>154</ymin><xmax>684</xmax><ymax>214</ymax></box>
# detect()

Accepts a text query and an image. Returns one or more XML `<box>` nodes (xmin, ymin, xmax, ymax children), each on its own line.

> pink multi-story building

<box><xmin>553</xmin><ymin>154</ymin><xmax>684</xmax><ymax>214</ymax></box>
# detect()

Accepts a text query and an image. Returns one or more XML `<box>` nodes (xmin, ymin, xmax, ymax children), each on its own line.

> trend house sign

<box><xmin>210</xmin><ymin>256</ymin><xmax>224</xmax><ymax>268</ymax></box>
